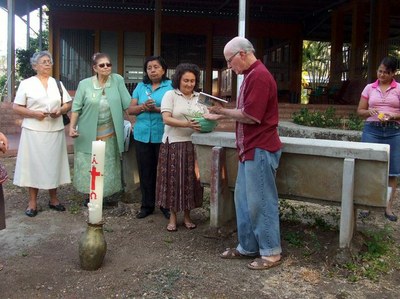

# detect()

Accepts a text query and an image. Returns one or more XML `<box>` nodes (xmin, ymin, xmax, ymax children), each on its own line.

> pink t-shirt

<box><xmin>361</xmin><ymin>79</ymin><xmax>400</xmax><ymax>122</ymax></box>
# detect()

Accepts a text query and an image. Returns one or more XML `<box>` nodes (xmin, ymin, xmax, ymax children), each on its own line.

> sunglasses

<box><xmin>98</xmin><ymin>63</ymin><xmax>112</xmax><ymax>68</ymax></box>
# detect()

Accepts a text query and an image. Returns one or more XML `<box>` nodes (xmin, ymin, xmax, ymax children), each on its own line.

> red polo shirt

<box><xmin>236</xmin><ymin>60</ymin><xmax>282</xmax><ymax>162</ymax></box>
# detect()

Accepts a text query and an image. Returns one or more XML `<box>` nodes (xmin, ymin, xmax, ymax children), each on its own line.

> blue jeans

<box><xmin>235</xmin><ymin>148</ymin><xmax>282</xmax><ymax>257</ymax></box>
<box><xmin>362</xmin><ymin>122</ymin><xmax>400</xmax><ymax>176</ymax></box>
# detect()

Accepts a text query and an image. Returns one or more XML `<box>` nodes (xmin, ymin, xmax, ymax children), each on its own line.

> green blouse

<box><xmin>72</xmin><ymin>73</ymin><xmax>132</xmax><ymax>153</ymax></box>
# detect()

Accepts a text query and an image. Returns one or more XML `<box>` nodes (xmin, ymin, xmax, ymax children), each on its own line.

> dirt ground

<box><xmin>1</xmin><ymin>155</ymin><xmax>400</xmax><ymax>299</ymax></box>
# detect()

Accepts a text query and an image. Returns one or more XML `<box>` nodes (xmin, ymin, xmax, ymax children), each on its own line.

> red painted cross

<box><xmin>90</xmin><ymin>165</ymin><xmax>101</xmax><ymax>190</ymax></box>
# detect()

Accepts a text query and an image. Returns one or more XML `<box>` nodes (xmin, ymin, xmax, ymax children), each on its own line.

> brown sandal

<box><xmin>220</xmin><ymin>248</ymin><xmax>255</xmax><ymax>259</ymax></box>
<box><xmin>247</xmin><ymin>258</ymin><xmax>282</xmax><ymax>270</ymax></box>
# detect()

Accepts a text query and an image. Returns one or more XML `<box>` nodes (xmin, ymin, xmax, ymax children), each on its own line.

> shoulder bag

<box><xmin>55</xmin><ymin>80</ymin><xmax>71</xmax><ymax>126</ymax></box>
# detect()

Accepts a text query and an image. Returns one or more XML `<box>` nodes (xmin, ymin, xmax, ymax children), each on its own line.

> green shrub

<box><xmin>346</xmin><ymin>113</ymin><xmax>364</xmax><ymax>131</ymax></box>
<box><xmin>292</xmin><ymin>107</ymin><xmax>363</xmax><ymax>131</ymax></box>
<box><xmin>292</xmin><ymin>107</ymin><xmax>341</xmax><ymax>128</ymax></box>
<box><xmin>0</xmin><ymin>74</ymin><xmax>7</xmax><ymax>99</ymax></box>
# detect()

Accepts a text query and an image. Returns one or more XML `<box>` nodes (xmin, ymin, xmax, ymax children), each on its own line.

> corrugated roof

<box><xmin>1</xmin><ymin>0</ymin><xmax>400</xmax><ymax>41</ymax></box>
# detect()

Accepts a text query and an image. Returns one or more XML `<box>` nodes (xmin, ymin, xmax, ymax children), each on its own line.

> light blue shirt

<box><xmin>132</xmin><ymin>80</ymin><xmax>173</xmax><ymax>143</ymax></box>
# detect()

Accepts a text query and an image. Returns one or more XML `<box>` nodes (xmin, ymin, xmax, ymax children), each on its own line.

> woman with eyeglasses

<box><xmin>357</xmin><ymin>56</ymin><xmax>400</xmax><ymax>222</ymax></box>
<box><xmin>13</xmin><ymin>51</ymin><xmax>72</xmax><ymax>217</ymax></box>
<box><xmin>128</xmin><ymin>56</ymin><xmax>173</xmax><ymax>219</ymax></box>
<box><xmin>69</xmin><ymin>52</ymin><xmax>132</xmax><ymax>207</ymax></box>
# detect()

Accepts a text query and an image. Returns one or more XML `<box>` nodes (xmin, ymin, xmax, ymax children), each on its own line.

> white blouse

<box><xmin>161</xmin><ymin>89</ymin><xmax>205</xmax><ymax>143</ymax></box>
<box><xmin>14</xmin><ymin>76</ymin><xmax>72</xmax><ymax>132</ymax></box>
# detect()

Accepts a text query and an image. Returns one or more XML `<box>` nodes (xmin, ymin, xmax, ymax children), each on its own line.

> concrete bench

<box><xmin>192</xmin><ymin>132</ymin><xmax>390</xmax><ymax>248</ymax></box>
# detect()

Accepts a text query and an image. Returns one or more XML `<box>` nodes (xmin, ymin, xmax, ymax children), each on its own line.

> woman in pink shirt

<box><xmin>357</xmin><ymin>56</ymin><xmax>400</xmax><ymax>222</ymax></box>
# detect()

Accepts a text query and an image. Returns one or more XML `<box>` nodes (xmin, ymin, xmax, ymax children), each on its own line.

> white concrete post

<box><xmin>339</xmin><ymin>158</ymin><xmax>355</xmax><ymax>248</ymax></box>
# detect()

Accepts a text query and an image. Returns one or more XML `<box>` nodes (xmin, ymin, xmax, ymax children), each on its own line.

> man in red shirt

<box><xmin>205</xmin><ymin>36</ymin><xmax>282</xmax><ymax>270</ymax></box>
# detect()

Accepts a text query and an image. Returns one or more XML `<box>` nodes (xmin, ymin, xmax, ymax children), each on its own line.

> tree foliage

<box><xmin>16</xmin><ymin>31</ymin><xmax>49</xmax><ymax>80</ymax></box>
<box><xmin>302</xmin><ymin>41</ymin><xmax>331</xmax><ymax>90</ymax></box>
<box><xmin>16</xmin><ymin>48</ymin><xmax>37</xmax><ymax>79</ymax></box>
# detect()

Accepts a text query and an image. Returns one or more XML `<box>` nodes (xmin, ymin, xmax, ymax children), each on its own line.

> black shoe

<box><xmin>83</xmin><ymin>198</ymin><xmax>89</xmax><ymax>207</ymax></box>
<box><xmin>160</xmin><ymin>207</ymin><xmax>170</xmax><ymax>219</ymax></box>
<box><xmin>25</xmin><ymin>209</ymin><xmax>38</xmax><ymax>217</ymax></box>
<box><xmin>136</xmin><ymin>210</ymin><xmax>152</xmax><ymax>219</ymax></box>
<box><xmin>48</xmin><ymin>202</ymin><xmax>66</xmax><ymax>212</ymax></box>
<box><xmin>384</xmin><ymin>212</ymin><xmax>398</xmax><ymax>222</ymax></box>
<box><xmin>359</xmin><ymin>210</ymin><xmax>370</xmax><ymax>218</ymax></box>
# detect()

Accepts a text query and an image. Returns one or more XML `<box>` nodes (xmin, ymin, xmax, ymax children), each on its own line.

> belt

<box><xmin>367</xmin><ymin>121</ymin><xmax>400</xmax><ymax>128</ymax></box>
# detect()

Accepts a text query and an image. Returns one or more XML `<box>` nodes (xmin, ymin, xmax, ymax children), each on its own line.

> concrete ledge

<box><xmin>278</xmin><ymin>121</ymin><xmax>362</xmax><ymax>141</ymax></box>
<box><xmin>192</xmin><ymin>131</ymin><xmax>389</xmax><ymax>248</ymax></box>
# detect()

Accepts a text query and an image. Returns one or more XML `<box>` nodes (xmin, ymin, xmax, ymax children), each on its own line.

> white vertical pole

<box><xmin>26</xmin><ymin>3</ymin><xmax>30</xmax><ymax>48</ymax></box>
<box><xmin>7</xmin><ymin>0</ymin><xmax>15</xmax><ymax>102</ymax></box>
<box><xmin>237</xmin><ymin>0</ymin><xmax>247</xmax><ymax>94</ymax></box>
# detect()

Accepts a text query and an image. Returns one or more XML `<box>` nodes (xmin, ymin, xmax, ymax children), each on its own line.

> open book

<box><xmin>198</xmin><ymin>92</ymin><xmax>228</xmax><ymax>106</ymax></box>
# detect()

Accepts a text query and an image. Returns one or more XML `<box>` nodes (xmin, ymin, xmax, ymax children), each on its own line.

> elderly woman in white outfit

<box><xmin>13</xmin><ymin>51</ymin><xmax>72</xmax><ymax>217</ymax></box>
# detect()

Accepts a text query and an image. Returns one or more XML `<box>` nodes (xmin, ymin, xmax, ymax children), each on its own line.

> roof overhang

<box><xmin>1</xmin><ymin>0</ymin><xmax>400</xmax><ymax>42</ymax></box>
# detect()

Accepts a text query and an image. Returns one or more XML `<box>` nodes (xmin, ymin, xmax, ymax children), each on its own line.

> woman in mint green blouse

<box><xmin>69</xmin><ymin>53</ymin><xmax>132</xmax><ymax>206</ymax></box>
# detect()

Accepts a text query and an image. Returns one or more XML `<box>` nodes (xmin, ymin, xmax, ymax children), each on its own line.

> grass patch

<box><xmin>279</xmin><ymin>199</ymin><xmax>339</xmax><ymax>231</ymax></box>
<box><xmin>144</xmin><ymin>268</ymin><xmax>183</xmax><ymax>296</ymax></box>
<box><xmin>283</xmin><ymin>231</ymin><xmax>304</xmax><ymax>247</ymax></box>
<box><xmin>340</xmin><ymin>225</ymin><xmax>400</xmax><ymax>282</ymax></box>
<box><xmin>68</xmin><ymin>201</ymin><xmax>81</xmax><ymax>215</ymax></box>
<box><xmin>280</xmin><ymin>200</ymin><xmax>400</xmax><ymax>282</ymax></box>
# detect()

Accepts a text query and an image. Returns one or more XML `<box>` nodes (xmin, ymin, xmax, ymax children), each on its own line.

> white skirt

<box><xmin>13</xmin><ymin>128</ymin><xmax>71</xmax><ymax>189</ymax></box>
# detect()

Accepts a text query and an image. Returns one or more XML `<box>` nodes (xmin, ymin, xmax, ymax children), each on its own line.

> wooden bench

<box><xmin>192</xmin><ymin>132</ymin><xmax>390</xmax><ymax>248</ymax></box>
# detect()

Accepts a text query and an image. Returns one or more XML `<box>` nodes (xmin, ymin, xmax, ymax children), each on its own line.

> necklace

<box><xmin>182</xmin><ymin>93</ymin><xmax>193</xmax><ymax>104</ymax></box>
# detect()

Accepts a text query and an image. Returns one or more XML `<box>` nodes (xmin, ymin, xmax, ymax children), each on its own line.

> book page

<box><xmin>198</xmin><ymin>92</ymin><xmax>228</xmax><ymax>106</ymax></box>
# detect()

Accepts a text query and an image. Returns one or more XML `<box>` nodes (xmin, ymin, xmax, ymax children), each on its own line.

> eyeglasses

<box><xmin>98</xmin><ymin>63</ymin><xmax>112</xmax><ymax>68</ymax></box>
<box><xmin>226</xmin><ymin>51</ymin><xmax>240</xmax><ymax>64</ymax></box>
<box><xmin>38</xmin><ymin>60</ymin><xmax>53</xmax><ymax>65</ymax></box>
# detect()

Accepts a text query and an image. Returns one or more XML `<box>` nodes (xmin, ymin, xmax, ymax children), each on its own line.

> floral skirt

<box><xmin>156</xmin><ymin>140</ymin><xmax>203</xmax><ymax>212</ymax></box>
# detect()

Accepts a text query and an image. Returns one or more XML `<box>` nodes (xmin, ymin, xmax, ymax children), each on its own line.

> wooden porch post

<box><xmin>330</xmin><ymin>9</ymin><xmax>344</xmax><ymax>84</ymax></box>
<box><xmin>205</xmin><ymin>31</ymin><xmax>213</xmax><ymax>93</ymax></box>
<box><xmin>349</xmin><ymin>1</ymin><xmax>366</xmax><ymax>80</ymax></box>
<box><xmin>117</xmin><ymin>31</ymin><xmax>124</xmax><ymax>76</ymax></box>
<box><xmin>49</xmin><ymin>16</ymin><xmax>59</xmax><ymax>79</ymax></box>
<box><xmin>290</xmin><ymin>34</ymin><xmax>303</xmax><ymax>103</ymax></box>
<box><xmin>153</xmin><ymin>0</ymin><xmax>162</xmax><ymax>56</ymax></box>
<box><xmin>367</xmin><ymin>0</ymin><xmax>390</xmax><ymax>81</ymax></box>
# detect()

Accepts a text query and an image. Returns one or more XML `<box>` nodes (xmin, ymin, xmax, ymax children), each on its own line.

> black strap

<box><xmin>55</xmin><ymin>79</ymin><xmax>64</xmax><ymax>105</ymax></box>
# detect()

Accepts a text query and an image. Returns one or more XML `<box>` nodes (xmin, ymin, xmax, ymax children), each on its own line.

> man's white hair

<box><xmin>224</xmin><ymin>36</ymin><xmax>255</xmax><ymax>54</ymax></box>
